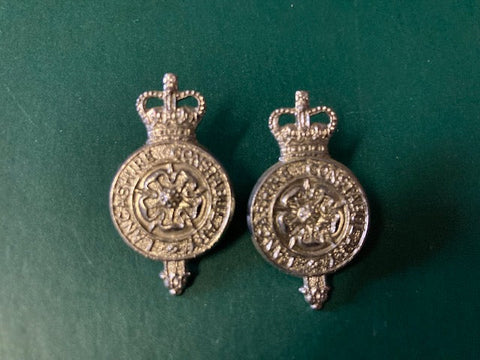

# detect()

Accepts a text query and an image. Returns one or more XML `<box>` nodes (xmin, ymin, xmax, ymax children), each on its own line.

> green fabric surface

<box><xmin>1</xmin><ymin>1</ymin><xmax>479</xmax><ymax>359</ymax></box>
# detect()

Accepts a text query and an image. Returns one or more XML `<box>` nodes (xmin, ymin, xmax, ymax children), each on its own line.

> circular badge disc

<box><xmin>248</xmin><ymin>158</ymin><xmax>368</xmax><ymax>277</ymax></box>
<box><xmin>110</xmin><ymin>142</ymin><xmax>234</xmax><ymax>261</ymax></box>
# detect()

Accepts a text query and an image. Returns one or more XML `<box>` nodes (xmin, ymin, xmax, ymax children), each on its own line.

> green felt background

<box><xmin>1</xmin><ymin>1</ymin><xmax>479</xmax><ymax>359</ymax></box>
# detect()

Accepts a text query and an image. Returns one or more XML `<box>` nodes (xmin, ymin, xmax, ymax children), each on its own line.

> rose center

<box><xmin>297</xmin><ymin>205</ymin><xmax>312</xmax><ymax>222</ymax></box>
<box><xmin>158</xmin><ymin>189</ymin><xmax>182</xmax><ymax>208</ymax></box>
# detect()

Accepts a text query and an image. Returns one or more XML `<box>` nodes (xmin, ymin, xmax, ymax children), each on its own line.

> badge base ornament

<box><xmin>110</xmin><ymin>73</ymin><xmax>234</xmax><ymax>295</ymax></box>
<box><xmin>248</xmin><ymin>91</ymin><xmax>369</xmax><ymax>309</ymax></box>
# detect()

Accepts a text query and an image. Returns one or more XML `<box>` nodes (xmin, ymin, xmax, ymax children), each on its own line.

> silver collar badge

<box><xmin>248</xmin><ymin>91</ymin><xmax>369</xmax><ymax>309</ymax></box>
<box><xmin>110</xmin><ymin>74</ymin><xmax>234</xmax><ymax>295</ymax></box>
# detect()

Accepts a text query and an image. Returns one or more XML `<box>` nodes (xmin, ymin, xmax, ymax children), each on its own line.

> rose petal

<box><xmin>157</xmin><ymin>172</ymin><xmax>174</xmax><ymax>189</ymax></box>
<box><xmin>146</xmin><ymin>178</ymin><xmax>160</xmax><ymax>192</ymax></box>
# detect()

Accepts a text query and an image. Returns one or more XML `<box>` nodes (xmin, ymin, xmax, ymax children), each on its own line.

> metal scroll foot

<box><xmin>299</xmin><ymin>275</ymin><xmax>330</xmax><ymax>310</ymax></box>
<box><xmin>159</xmin><ymin>260</ymin><xmax>190</xmax><ymax>295</ymax></box>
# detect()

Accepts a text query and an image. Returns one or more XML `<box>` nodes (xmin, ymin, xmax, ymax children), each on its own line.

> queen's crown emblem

<box><xmin>269</xmin><ymin>91</ymin><xmax>337</xmax><ymax>162</ymax></box>
<box><xmin>136</xmin><ymin>73</ymin><xmax>205</xmax><ymax>143</ymax></box>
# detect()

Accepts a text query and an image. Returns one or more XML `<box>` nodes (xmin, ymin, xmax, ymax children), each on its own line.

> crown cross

<box><xmin>269</xmin><ymin>91</ymin><xmax>337</xmax><ymax>162</ymax></box>
<box><xmin>136</xmin><ymin>73</ymin><xmax>206</xmax><ymax>143</ymax></box>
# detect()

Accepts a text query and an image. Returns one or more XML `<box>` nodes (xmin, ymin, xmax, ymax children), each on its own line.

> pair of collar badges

<box><xmin>110</xmin><ymin>73</ymin><xmax>369</xmax><ymax>309</ymax></box>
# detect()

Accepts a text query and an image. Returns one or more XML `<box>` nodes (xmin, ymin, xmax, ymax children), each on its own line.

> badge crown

<box><xmin>269</xmin><ymin>91</ymin><xmax>337</xmax><ymax>162</ymax></box>
<box><xmin>136</xmin><ymin>73</ymin><xmax>206</xmax><ymax>143</ymax></box>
